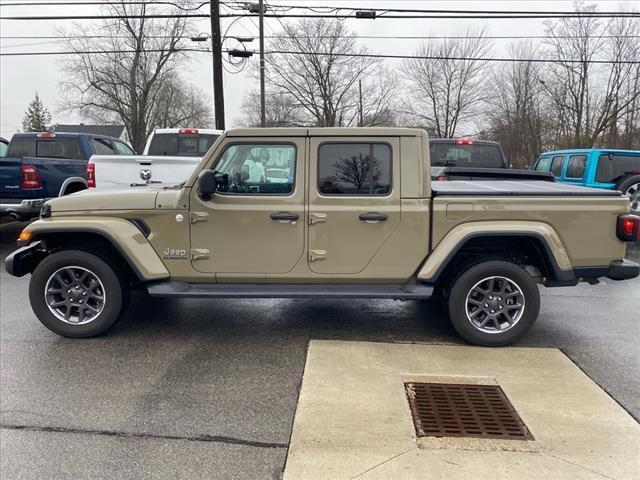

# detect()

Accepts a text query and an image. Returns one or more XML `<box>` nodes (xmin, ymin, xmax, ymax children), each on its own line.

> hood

<box><xmin>47</xmin><ymin>187</ymin><xmax>161</xmax><ymax>212</ymax></box>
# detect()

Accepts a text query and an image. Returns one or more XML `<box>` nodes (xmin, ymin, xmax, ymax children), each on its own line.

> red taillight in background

<box><xmin>21</xmin><ymin>164</ymin><xmax>41</xmax><ymax>189</ymax></box>
<box><xmin>36</xmin><ymin>132</ymin><xmax>55</xmax><ymax>138</ymax></box>
<box><xmin>178</xmin><ymin>128</ymin><xmax>199</xmax><ymax>135</ymax></box>
<box><xmin>86</xmin><ymin>162</ymin><xmax>96</xmax><ymax>188</ymax></box>
<box><xmin>436</xmin><ymin>175</ymin><xmax>449</xmax><ymax>181</ymax></box>
<box><xmin>455</xmin><ymin>139</ymin><xmax>475</xmax><ymax>145</ymax></box>
<box><xmin>617</xmin><ymin>214</ymin><xmax>640</xmax><ymax>242</ymax></box>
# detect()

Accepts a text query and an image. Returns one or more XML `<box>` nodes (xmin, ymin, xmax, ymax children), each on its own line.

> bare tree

<box><xmin>153</xmin><ymin>77</ymin><xmax>213</xmax><ymax>129</ymax></box>
<box><xmin>542</xmin><ymin>3</ymin><xmax>640</xmax><ymax>147</ymax></box>
<box><xmin>59</xmin><ymin>0</ymin><xmax>207</xmax><ymax>152</ymax></box>
<box><xmin>486</xmin><ymin>41</ymin><xmax>550</xmax><ymax>167</ymax></box>
<box><xmin>260</xmin><ymin>18</ymin><xmax>397</xmax><ymax>127</ymax></box>
<box><xmin>402</xmin><ymin>28</ymin><xmax>492</xmax><ymax>138</ymax></box>
<box><xmin>240</xmin><ymin>91</ymin><xmax>304</xmax><ymax>127</ymax></box>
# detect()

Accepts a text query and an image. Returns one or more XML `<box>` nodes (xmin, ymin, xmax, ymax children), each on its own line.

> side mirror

<box><xmin>198</xmin><ymin>170</ymin><xmax>217</xmax><ymax>200</ymax></box>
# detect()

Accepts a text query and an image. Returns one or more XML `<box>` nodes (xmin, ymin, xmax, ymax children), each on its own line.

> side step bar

<box><xmin>147</xmin><ymin>282</ymin><xmax>434</xmax><ymax>300</ymax></box>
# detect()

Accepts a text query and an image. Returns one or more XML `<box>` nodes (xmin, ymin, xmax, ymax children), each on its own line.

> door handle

<box><xmin>359</xmin><ymin>212</ymin><xmax>388</xmax><ymax>222</ymax></box>
<box><xmin>271</xmin><ymin>212</ymin><xmax>299</xmax><ymax>222</ymax></box>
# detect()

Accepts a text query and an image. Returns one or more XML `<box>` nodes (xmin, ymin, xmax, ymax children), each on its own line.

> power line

<box><xmin>2</xmin><ymin>47</ymin><xmax>638</xmax><ymax>65</ymax></box>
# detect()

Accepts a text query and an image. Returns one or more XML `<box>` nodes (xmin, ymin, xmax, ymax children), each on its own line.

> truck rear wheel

<box><xmin>447</xmin><ymin>260</ymin><xmax>540</xmax><ymax>347</ymax></box>
<box><xmin>28</xmin><ymin>250</ymin><xmax>126</xmax><ymax>338</ymax></box>
<box><xmin>615</xmin><ymin>175</ymin><xmax>640</xmax><ymax>214</ymax></box>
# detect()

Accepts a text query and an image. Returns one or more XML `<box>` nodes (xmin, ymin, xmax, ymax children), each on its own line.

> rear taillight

<box><xmin>86</xmin><ymin>162</ymin><xmax>96</xmax><ymax>188</ymax></box>
<box><xmin>178</xmin><ymin>128</ymin><xmax>199</xmax><ymax>135</ymax></box>
<box><xmin>436</xmin><ymin>175</ymin><xmax>449</xmax><ymax>181</ymax></box>
<box><xmin>21</xmin><ymin>164</ymin><xmax>41</xmax><ymax>189</ymax></box>
<box><xmin>455</xmin><ymin>139</ymin><xmax>475</xmax><ymax>145</ymax></box>
<box><xmin>617</xmin><ymin>214</ymin><xmax>640</xmax><ymax>242</ymax></box>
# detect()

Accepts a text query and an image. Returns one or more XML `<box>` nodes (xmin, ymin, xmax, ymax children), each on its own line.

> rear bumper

<box><xmin>573</xmin><ymin>259</ymin><xmax>640</xmax><ymax>282</ymax></box>
<box><xmin>0</xmin><ymin>198</ymin><xmax>47</xmax><ymax>218</ymax></box>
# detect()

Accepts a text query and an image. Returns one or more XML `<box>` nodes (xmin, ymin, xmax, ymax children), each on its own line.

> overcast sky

<box><xmin>0</xmin><ymin>0</ymin><xmax>637</xmax><ymax>139</ymax></box>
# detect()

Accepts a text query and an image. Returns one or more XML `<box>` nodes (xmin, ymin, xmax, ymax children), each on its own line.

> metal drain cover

<box><xmin>405</xmin><ymin>382</ymin><xmax>533</xmax><ymax>440</ymax></box>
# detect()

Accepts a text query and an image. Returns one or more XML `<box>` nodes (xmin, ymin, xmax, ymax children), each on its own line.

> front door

<box><xmin>190</xmin><ymin>138</ymin><xmax>305</xmax><ymax>276</ymax></box>
<box><xmin>308</xmin><ymin>137</ymin><xmax>401</xmax><ymax>275</ymax></box>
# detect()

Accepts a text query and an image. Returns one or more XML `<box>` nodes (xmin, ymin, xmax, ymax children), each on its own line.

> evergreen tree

<box><xmin>22</xmin><ymin>93</ymin><xmax>52</xmax><ymax>132</ymax></box>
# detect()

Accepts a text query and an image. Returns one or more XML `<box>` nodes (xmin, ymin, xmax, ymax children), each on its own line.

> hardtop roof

<box><xmin>225</xmin><ymin>127</ymin><xmax>426</xmax><ymax>137</ymax></box>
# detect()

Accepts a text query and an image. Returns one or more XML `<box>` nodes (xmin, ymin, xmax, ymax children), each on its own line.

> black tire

<box><xmin>615</xmin><ymin>175</ymin><xmax>640</xmax><ymax>214</ymax></box>
<box><xmin>28</xmin><ymin>249</ymin><xmax>127</xmax><ymax>337</ymax></box>
<box><xmin>447</xmin><ymin>260</ymin><xmax>540</xmax><ymax>347</ymax></box>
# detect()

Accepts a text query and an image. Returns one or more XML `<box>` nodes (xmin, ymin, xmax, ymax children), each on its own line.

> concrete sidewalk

<box><xmin>284</xmin><ymin>341</ymin><xmax>640</xmax><ymax>480</ymax></box>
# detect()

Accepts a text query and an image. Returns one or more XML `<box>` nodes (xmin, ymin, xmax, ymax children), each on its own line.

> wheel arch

<box><xmin>58</xmin><ymin>177</ymin><xmax>88</xmax><ymax>196</ymax></box>
<box><xmin>418</xmin><ymin>222</ymin><xmax>575</xmax><ymax>286</ymax></box>
<box><xmin>20</xmin><ymin>218</ymin><xmax>169</xmax><ymax>282</ymax></box>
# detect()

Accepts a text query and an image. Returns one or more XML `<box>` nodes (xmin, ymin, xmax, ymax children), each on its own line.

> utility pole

<box><xmin>358</xmin><ymin>79</ymin><xmax>363</xmax><ymax>127</ymax></box>
<box><xmin>210</xmin><ymin>0</ymin><xmax>225</xmax><ymax>130</ymax></box>
<box><xmin>259</xmin><ymin>0</ymin><xmax>266</xmax><ymax>127</ymax></box>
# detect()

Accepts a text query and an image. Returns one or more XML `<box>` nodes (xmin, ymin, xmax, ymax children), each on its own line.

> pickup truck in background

<box><xmin>0</xmin><ymin>132</ymin><xmax>135</xmax><ymax>220</ymax></box>
<box><xmin>5</xmin><ymin>128</ymin><xmax>639</xmax><ymax>347</ymax></box>
<box><xmin>89</xmin><ymin>128</ymin><xmax>223</xmax><ymax>189</ymax></box>
<box><xmin>430</xmin><ymin>139</ymin><xmax>553</xmax><ymax>182</ymax></box>
<box><xmin>533</xmin><ymin>149</ymin><xmax>640</xmax><ymax>214</ymax></box>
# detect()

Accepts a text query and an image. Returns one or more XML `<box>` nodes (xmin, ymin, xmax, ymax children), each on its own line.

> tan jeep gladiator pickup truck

<box><xmin>5</xmin><ymin>128</ymin><xmax>640</xmax><ymax>346</ymax></box>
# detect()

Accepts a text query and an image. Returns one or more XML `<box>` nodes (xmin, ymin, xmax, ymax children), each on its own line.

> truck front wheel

<box><xmin>447</xmin><ymin>260</ymin><xmax>540</xmax><ymax>347</ymax></box>
<box><xmin>28</xmin><ymin>249</ymin><xmax>126</xmax><ymax>337</ymax></box>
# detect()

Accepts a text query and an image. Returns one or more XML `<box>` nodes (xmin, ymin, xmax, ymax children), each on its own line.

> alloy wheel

<box><xmin>465</xmin><ymin>276</ymin><xmax>525</xmax><ymax>334</ymax></box>
<box><xmin>44</xmin><ymin>266</ymin><xmax>106</xmax><ymax>325</ymax></box>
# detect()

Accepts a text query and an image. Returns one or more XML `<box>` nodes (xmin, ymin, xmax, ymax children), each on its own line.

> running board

<box><xmin>146</xmin><ymin>282</ymin><xmax>433</xmax><ymax>300</ymax></box>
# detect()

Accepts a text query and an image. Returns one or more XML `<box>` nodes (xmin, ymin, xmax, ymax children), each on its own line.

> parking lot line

<box><xmin>284</xmin><ymin>341</ymin><xmax>640</xmax><ymax>480</ymax></box>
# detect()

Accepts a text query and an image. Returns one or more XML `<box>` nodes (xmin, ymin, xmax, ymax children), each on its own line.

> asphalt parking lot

<box><xmin>0</xmin><ymin>220</ymin><xmax>638</xmax><ymax>480</ymax></box>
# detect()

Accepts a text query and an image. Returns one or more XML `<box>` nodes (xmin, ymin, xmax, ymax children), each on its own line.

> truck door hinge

<box><xmin>308</xmin><ymin>249</ymin><xmax>327</xmax><ymax>262</ymax></box>
<box><xmin>309</xmin><ymin>213</ymin><xmax>327</xmax><ymax>225</ymax></box>
<box><xmin>190</xmin><ymin>212</ymin><xmax>209</xmax><ymax>224</ymax></box>
<box><xmin>190</xmin><ymin>249</ymin><xmax>210</xmax><ymax>261</ymax></box>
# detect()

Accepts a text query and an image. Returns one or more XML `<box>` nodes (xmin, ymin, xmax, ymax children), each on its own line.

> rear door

<box><xmin>307</xmin><ymin>137</ymin><xmax>400</xmax><ymax>275</ymax></box>
<box><xmin>562</xmin><ymin>154</ymin><xmax>588</xmax><ymax>186</ymax></box>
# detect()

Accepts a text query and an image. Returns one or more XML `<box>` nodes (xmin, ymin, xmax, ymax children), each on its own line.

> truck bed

<box><xmin>432</xmin><ymin>180</ymin><xmax>621</xmax><ymax>197</ymax></box>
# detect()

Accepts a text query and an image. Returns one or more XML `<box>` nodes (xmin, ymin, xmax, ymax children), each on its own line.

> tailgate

<box><xmin>91</xmin><ymin>155</ymin><xmax>200</xmax><ymax>188</ymax></box>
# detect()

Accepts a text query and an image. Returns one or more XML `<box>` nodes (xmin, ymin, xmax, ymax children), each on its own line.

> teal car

<box><xmin>533</xmin><ymin>149</ymin><xmax>640</xmax><ymax>213</ymax></box>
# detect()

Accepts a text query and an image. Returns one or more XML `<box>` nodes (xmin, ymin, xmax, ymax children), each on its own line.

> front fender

<box><xmin>20</xmin><ymin>217</ymin><xmax>169</xmax><ymax>281</ymax></box>
<box><xmin>417</xmin><ymin>221</ymin><xmax>572</xmax><ymax>282</ymax></box>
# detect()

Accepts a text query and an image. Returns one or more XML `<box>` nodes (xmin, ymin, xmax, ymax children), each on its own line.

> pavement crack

<box><xmin>546</xmin><ymin>452</ymin><xmax>618</xmax><ymax>480</ymax></box>
<box><xmin>350</xmin><ymin>447</ymin><xmax>417</xmax><ymax>479</ymax></box>
<box><xmin>0</xmin><ymin>423</ymin><xmax>288</xmax><ymax>449</ymax></box>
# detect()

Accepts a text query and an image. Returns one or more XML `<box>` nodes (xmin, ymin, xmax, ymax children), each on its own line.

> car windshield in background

<box><xmin>147</xmin><ymin>133</ymin><xmax>219</xmax><ymax>157</ymax></box>
<box><xmin>430</xmin><ymin>143</ymin><xmax>503</xmax><ymax>168</ymax></box>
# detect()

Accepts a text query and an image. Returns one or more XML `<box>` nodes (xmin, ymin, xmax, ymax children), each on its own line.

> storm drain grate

<box><xmin>405</xmin><ymin>382</ymin><xmax>533</xmax><ymax>440</ymax></box>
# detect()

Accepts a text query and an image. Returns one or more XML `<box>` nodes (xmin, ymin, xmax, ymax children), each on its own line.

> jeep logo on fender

<box><xmin>140</xmin><ymin>169</ymin><xmax>152</xmax><ymax>182</ymax></box>
<box><xmin>163</xmin><ymin>248</ymin><xmax>187</xmax><ymax>259</ymax></box>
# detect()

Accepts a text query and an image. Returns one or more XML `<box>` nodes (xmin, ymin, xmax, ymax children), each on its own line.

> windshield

<box><xmin>147</xmin><ymin>133</ymin><xmax>219</xmax><ymax>157</ymax></box>
<box><xmin>430</xmin><ymin>142</ymin><xmax>504</xmax><ymax>168</ymax></box>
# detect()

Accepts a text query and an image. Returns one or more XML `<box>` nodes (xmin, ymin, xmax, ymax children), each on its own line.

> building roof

<box><xmin>53</xmin><ymin>124</ymin><xmax>125</xmax><ymax>138</ymax></box>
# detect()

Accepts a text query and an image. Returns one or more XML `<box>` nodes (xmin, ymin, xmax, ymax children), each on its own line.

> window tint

<box><xmin>534</xmin><ymin>156</ymin><xmax>551</xmax><ymax>171</ymax></box>
<box><xmin>566</xmin><ymin>155</ymin><xmax>587</xmax><ymax>179</ymax></box>
<box><xmin>318</xmin><ymin>143</ymin><xmax>392</xmax><ymax>195</ymax></box>
<box><xmin>550</xmin><ymin>156</ymin><xmax>565</xmax><ymax>176</ymax></box>
<box><xmin>7</xmin><ymin>137</ymin><xmax>37</xmax><ymax>157</ymax></box>
<box><xmin>36</xmin><ymin>138</ymin><xmax>83</xmax><ymax>160</ymax></box>
<box><xmin>595</xmin><ymin>153</ymin><xmax>640</xmax><ymax>183</ymax></box>
<box><xmin>429</xmin><ymin>143</ymin><xmax>503</xmax><ymax>168</ymax></box>
<box><xmin>213</xmin><ymin>144</ymin><xmax>295</xmax><ymax>195</ymax></box>
<box><xmin>148</xmin><ymin>133</ymin><xmax>220</xmax><ymax>157</ymax></box>
<box><xmin>114</xmin><ymin>141</ymin><xmax>135</xmax><ymax>155</ymax></box>
<box><xmin>91</xmin><ymin>138</ymin><xmax>116</xmax><ymax>155</ymax></box>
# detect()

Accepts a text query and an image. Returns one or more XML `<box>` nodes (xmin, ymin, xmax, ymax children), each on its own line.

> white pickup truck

<box><xmin>88</xmin><ymin>128</ymin><xmax>222</xmax><ymax>188</ymax></box>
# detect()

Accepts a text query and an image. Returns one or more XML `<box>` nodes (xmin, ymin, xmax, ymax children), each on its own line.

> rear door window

<box><xmin>566</xmin><ymin>155</ymin><xmax>587</xmax><ymax>179</ymax></box>
<box><xmin>318</xmin><ymin>143</ymin><xmax>392</xmax><ymax>195</ymax></box>
<box><xmin>595</xmin><ymin>153</ymin><xmax>640</xmax><ymax>183</ymax></box>
<box><xmin>113</xmin><ymin>141</ymin><xmax>135</xmax><ymax>155</ymax></box>
<box><xmin>91</xmin><ymin>138</ymin><xmax>116</xmax><ymax>155</ymax></box>
<box><xmin>550</xmin><ymin>156</ymin><xmax>565</xmax><ymax>176</ymax></box>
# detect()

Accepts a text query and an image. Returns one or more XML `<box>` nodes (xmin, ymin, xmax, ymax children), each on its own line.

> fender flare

<box><xmin>58</xmin><ymin>177</ymin><xmax>88</xmax><ymax>197</ymax></box>
<box><xmin>21</xmin><ymin>217</ymin><xmax>169</xmax><ymax>282</ymax></box>
<box><xmin>417</xmin><ymin>221</ymin><xmax>573</xmax><ymax>284</ymax></box>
